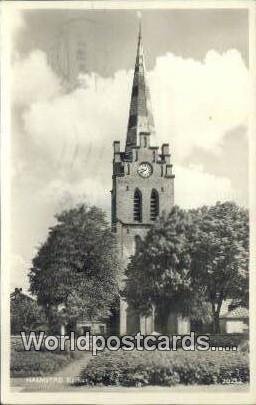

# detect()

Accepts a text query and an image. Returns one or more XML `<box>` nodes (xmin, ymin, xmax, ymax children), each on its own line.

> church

<box><xmin>111</xmin><ymin>26</ymin><xmax>190</xmax><ymax>336</ymax></box>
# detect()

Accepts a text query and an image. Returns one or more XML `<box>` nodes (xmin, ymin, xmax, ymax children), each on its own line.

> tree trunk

<box><xmin>155</xmin><ymin>304</ymin><xmax>169</xmax><ymax>334</ymax></box>
<box><xmin>212</xmin><ymin>312</ymin><xmax>220</xmax><ymax>333</ymax></box>
<box><xmin>211</xmin><ymin>300</ymin><xmax>221</xmax><ymax>334</ymax></box>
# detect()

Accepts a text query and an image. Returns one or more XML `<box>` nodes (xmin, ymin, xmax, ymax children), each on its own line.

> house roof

<box><xmin>10</xmin><ymin>288</ymin><xmax>35</xmax><ymax>302</ymax></box>
<box><xmin>219</xmin><ymin>299</ymin><xmax>232</xmax><ymax>316</ymax></box>
<box><xmin>220</xmin><ymin>306</ymin><xmax>249</xmax><ymax>319</ymax></box>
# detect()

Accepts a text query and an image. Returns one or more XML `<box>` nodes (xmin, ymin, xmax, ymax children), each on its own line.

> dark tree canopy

<box><xmin>124</xmin><ymin>202</ymin><xmax>249</xmax><ymax>332</ymax></box>
<box><xmin>124</xmin><ymin>206</ymin><xmax>195</xmax><ymax>317</ymax></box>
<box><xmin>189</xmin><ymin>201</ymin><xmax>249</xmax><ymax>332</ymax></box>
<box><xmin>11</xmin><ymin>291</ymin><xmax>46</xmax><ymax>334</ymax></box>
<box><xmin>29</xmin><ymin>205</ymin><xmax>120</xmax><ymax>326</ymax></box>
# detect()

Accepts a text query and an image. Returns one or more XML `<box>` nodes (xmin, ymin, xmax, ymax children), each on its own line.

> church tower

<box><xmin>111</xmin><ymin>25</ymin><xmax>175</xmax><ymax>335</ymax></box>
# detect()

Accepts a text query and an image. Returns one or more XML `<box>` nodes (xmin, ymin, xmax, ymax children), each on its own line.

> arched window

<box><xmin>150</xmin><ymin>189</ymin><xmax>159</xmax><ymax>221</ymax></box>
<box><xmin>133</xmin><ymin>189</ymin><xmax>142</xmax><ymax>222</ymax></box>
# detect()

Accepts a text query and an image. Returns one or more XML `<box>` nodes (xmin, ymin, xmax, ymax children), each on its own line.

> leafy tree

<box><xmin>124</xmin><ymin>206</ymin><xmax>205</xmax><ymax>332</ymax></box>
<box><xmin>11</xmin><ymin>291</ymin><xmax>46</xmax><ymax>334</ymax></box>
<box><xmin>189</xmin><ymin>201</ymin><xmax>249</xmax><ymax>333</ymax></box>
<box><xmin>29</xmin><ymin>204</ymin><xmax>120</xmax><ymax>330</ymax></box>
<box><xmin>124</xmin><ymin>202</ymin><xmax>249</xmax><ymax>334</ymax></box>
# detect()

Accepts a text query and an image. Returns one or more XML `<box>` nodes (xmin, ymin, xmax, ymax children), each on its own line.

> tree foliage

<box><xmin>189</xmin><ymin>201</ymin><xmax>249</xmax><ymax>332</ymax></box>
<box><xmin>124</xmin><ymin>207</ymin><xmax>197</xmax><ymax>321</ymax></box>
<box><xmin>124</xmin><ymin>202</ymin><xmax>249</xmax><ymax>332</ymax></box>
<box><xmin>29</xmin><ymin>205</ymin><xmax>120</xmax><ymax>327</ymax></box>
<box><xmin>11</xmin><ymin>293</ymin><xmax>46</xmax><ymax>334</ymax></box>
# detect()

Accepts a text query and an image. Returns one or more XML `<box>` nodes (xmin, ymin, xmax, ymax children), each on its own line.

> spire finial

<box><xmin>137</xmin><ymin>11</ymin><xmax>142</xmax><ymax>39</ymax></box>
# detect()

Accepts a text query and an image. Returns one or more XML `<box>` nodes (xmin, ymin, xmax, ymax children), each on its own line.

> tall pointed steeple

<box><xmin>125</xmin><ymin>23</ymin><xmax>155</xmax><ymax>152</ymax></box>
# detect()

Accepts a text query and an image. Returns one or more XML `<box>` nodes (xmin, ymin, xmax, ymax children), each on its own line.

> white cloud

<box><xmin>150</xmin><ymin>49</ymin><xmax>249</xmax><ymax>160</ymax></box>
<box><xmin>17</xmin><ymin>48</ymin><xmax>248</xmax><ymax>206</ymax></box>
<box><xmin>175</xmin><ymin>164</ymin><xmax>237</xmax><ymax>209</ymax></box>
<box><xmin>12</xmin><ymin>50</ymin><xmax>62</xmax><ymax>106</ymax></box>
<box><xmin>18</xmin><ymin>48</ymin><xmax>249</xmax><ymax>169</ymax></box>
<box><xmin>37</xmin><ymin>176</ymin><xmax>110</xmax><ymax>214</ymax></box>
<box><xmin>22</xmin><ymin>70</ymin><xmax>131</xmax><ymax>166</ymax></box>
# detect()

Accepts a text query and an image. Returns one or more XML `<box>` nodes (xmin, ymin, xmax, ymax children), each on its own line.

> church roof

<box><xmin>125</xmin><ymin>24</ymin><xmax>155</xmax><ymax>152</ymax></box>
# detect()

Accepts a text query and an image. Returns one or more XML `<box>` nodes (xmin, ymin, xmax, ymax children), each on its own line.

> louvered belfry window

<box><xmin>150</xmin><ymin>189</ymin><xmax>159</xmax><ymax>221</ymax></box>
<box><xmin>134</xmin><ymin>189</ymin><xmax>142</xmax><ymax>222</ymax></box>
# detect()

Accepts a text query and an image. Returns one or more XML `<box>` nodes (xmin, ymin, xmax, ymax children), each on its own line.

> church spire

<box><xmin>125</xmin><ymin>22</ymin><xmax>155</xmax><ymax>152</ymax></box>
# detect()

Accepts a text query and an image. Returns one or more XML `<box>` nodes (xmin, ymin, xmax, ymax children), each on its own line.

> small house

<box><xmin>219</xmin><ymin>306</ymin><xmax>249</xmax><ymax>334</ymax></box>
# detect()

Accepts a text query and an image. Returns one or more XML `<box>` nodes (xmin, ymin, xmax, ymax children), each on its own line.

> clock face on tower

<box><xmin>137</xmin><ymin>162</ymin><xmax>153</xmax><ymax>178</ymax></box>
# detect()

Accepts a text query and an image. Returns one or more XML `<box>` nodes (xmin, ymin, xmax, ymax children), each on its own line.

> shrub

<box><xmin>239</xmin><ymin>340</ymin><xmax>249</xmax><ymax>353</ymax></box>
<box><xmin>79</xmin><ymin>350</ymin><xmax>249</xmax><ymax>387</ymax></box>
<box><xmin>207</xmin><ymin>334</ymin><xmax>248</xmax><ymax>349</ymax></box>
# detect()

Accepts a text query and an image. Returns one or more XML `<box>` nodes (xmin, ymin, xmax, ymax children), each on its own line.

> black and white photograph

<box><xmin>1</xmin><ymin>1</ymin><xmax>255</xmax><ymax>404</ymax></box>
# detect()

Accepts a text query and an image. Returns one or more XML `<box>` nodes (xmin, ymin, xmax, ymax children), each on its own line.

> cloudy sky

<box><xmin>9</xmin><ymin>7</ymin><xmax>249</xmax><ymax>292</ymax></box>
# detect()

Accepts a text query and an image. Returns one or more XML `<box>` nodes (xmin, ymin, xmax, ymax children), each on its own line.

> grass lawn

<box><xmin>11</xmin><ymin>336</ymin><xmax>82</xmax><ymax>378</ymax></box>
<box><xmin>11</xmin><ymin>350</ymin><xmax>74</xmax><ymax>377</ymax></box>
